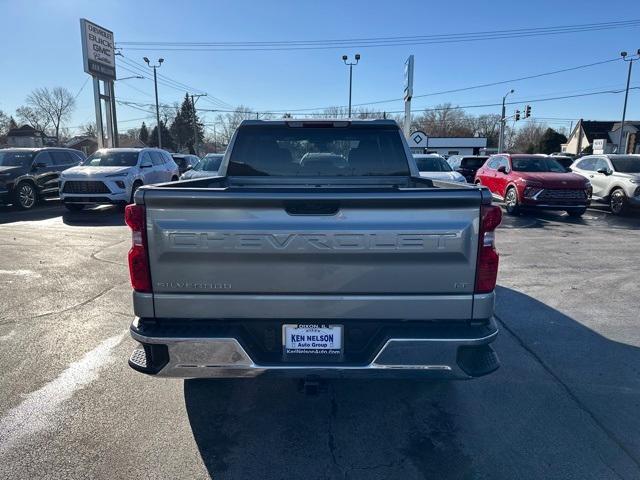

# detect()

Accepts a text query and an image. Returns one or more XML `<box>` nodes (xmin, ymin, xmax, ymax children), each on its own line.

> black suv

<box><xmin>448</xmin><ymin>155</ymin><xmax>489</xmax><ymax>183</ymax></box>
<box><xmin>0</xmin><ymin>148</ymin><xmax>85</xmax><ymax>209</ymax></box>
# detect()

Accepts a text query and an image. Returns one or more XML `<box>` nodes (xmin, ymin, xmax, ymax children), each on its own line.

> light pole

<box><xmin>144</xmin><ymin>57</ymin><xmax>164</xmax><ymax>148</ymax></box>
<box><xmin>498</xmin><ymin>89</ymin><xmax>515</xmax><ymax>153</ymax></box>
<box><xmin>189</xmin><ymin>94</ymin><xmax>207</xmax><ymax>155</ymax></box>
<box><xmin>618</xmin><ymin>49</ymin><xmax>640</xmax><ymax>154</ymax></box>
<box><xmin>342</xmin><ymin>54</ymin><xmax>360</xmax><ymax>117</ymax></box>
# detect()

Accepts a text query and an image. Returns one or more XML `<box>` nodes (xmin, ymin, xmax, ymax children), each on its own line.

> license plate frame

<box><xmin>282</xmin><ymin>324</ymin><xmax>344</xmax><ymax>362</ymax></box>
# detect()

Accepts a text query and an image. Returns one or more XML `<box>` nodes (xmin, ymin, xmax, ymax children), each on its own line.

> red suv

<box><xmin>475</xmin><ymin>154</ymin><xmax>592</xmax><ymax>217</ymax></box>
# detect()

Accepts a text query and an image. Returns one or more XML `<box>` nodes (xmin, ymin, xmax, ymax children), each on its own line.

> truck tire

<box><xmin>13</xmin><ymin>181</ymin><xmax>38</xmax><ymax>210</ymax></box>
<box><xmin>504</xmin><ymin>187</ymin><xmax>520</xmax><ymax>215</ymax></box>
<box><xmin>609</xmin><ymin>188</ymin><xmax>628</xmax><ymax>215</ymax></box>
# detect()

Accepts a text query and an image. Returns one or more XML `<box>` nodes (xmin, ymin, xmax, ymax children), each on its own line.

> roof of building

<box><xmin>6</xmin><ymin>125</ymin><xmax>45</xmax><ymax>137</ymax></box>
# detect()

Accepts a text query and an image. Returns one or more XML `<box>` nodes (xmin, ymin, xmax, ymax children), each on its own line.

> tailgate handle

<box><xmin>284</xmin><ymin>201</ymin><xmax>340</xmax><ymax>215</ymax></box>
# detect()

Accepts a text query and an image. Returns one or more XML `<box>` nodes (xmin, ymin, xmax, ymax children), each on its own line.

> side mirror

<box><xmin>566</xmin><ymin>167</ymin><xmax>573</xmax><ymax>172</ymax></box>
<box><xmin>32</xmin><ymin>162</ymin><xmax>47</xmax><ymax>170</ymax></box>
<box><xmin>185</xmin><ymin>165</ymin><xmax>193</xmax><ymax>171</ymax></box>
<box><xmin>497</xmin><ymin>165</ymin><xmax>508</xmax><ymax>174</ymax></box>
<box><xmin>140</xmin><ymin>161</ymin><xmax>152</xmax><ymax>168</ymax></box>
<box><xmin>596</xmin><ymin>167</ymin><xmax>611</xmax><ymax>175</ymax></box>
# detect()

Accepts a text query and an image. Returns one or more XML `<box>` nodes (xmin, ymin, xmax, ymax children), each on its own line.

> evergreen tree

<box><xmin>148</xmin><ymin>121</ymin><xmax>176</xmax><ymax>151</ymax></box>
<box><xmin>139</xmin><ymin>122</ymin><xmax>149</xmax><ymax>144</ymax></box>
<box><xmin>170</xmin><ymin>93</ymin><xmax>204</xmax><ymax>153</ymax></box>
<box><xmin>9</xmin><ymin>117</ymin><xmax>18</xmax><ymax>130</ymax></box>
<box><xmin>537</xmin><ymin>128</ymin><xmax>568</xmax><ymax>154</ymax></box>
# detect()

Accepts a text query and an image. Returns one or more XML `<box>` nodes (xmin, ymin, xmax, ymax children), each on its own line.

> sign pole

<box><xmin>403</xmin><ymin>55</ymin><xmax>414</xmax><ymax>139</ymax></box>
<box><xmin>103</xmin><ymin>81</ymin><xmax>113</xmax><ymax>148</ymax></box>
<box><xmin>109</xmin><ymin>81</ymin><xmax>119</xmax><ymax>147</ymax></box>
<box><xmin>93</xmin><ymin>77</ymin><xmax>104</xmax><ymax>149</ymax></box>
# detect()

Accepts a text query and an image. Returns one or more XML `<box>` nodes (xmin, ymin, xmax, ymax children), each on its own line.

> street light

<box><xmin>342</xmin><ymin>54</ymin><xmax>361</xmax><ymax>117</ymax></box>
<box><xmin>498</xmin><ymin>89</ymin><xmax>515</xmax><ymax>153</ymax></box>
<box><xmin>116</xmin><ymin>75</ymin><xmax>144</xmax><ymax>81</ymax></box>
<box><xmin>617</xmin><ymin>49</ymin><xmax>640</xmax><ymax>154</ymax></box>
<box><xmin>144</xmin><ymin>57</ymin><xmax>164</xmax><ymax>148</ymax></box>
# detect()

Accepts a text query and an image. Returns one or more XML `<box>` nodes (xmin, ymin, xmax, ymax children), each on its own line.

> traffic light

<box><xmin>525</xmin><ymin>105</ymin><xmax>531</xmax><ymax>118</ymax></box>
<box><xmin>515</xmin><ymin>110</ymin><xmax>521</xmax><ymax>121</ymax></box>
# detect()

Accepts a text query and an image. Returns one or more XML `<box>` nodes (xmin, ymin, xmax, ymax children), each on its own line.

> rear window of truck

<box><xmin>227</xmin><ymin>125</ymin><xmax>410</xmax><ymax>176</ymax></box>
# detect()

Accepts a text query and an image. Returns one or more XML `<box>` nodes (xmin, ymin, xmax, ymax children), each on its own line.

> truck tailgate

<box><xmin>143</xmin><ymin>188</ymin><xmax>483</xmax><ymax>320</ymax></box>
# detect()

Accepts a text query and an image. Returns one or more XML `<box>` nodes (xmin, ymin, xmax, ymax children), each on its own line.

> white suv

<box><xmin>60</xmin><ymin>148</ymin><xmax>179</xmax><ymax>211</ymax></box>
<box><xmin>570</xmin><ymin>154</ymin><xmax>640</xmax><ymax>215</ymax></box>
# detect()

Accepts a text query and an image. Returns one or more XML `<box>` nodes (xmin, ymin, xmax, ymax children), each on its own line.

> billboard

<box><xmin>80</xmin><ymin>19</ymin><xmax>116</xmax><ymax>80</ymax></box>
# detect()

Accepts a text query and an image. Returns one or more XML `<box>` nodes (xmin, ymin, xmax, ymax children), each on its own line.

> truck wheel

<box><xmin>64</xmin><ymin>203</ymin><xmax>84</xmax><ymax>212</ymax></box>
<box><xmin>609</xmin><ymin>188</ymin><xmax>628</xmax><ymax>215</ymax></box>
<box><xmin>566</xmin><ymin>208</ymin><xmax>586</xmax><ymax>217</ymax></box>
<box><xmin>130</xmin><ymin>181</ymin><xmax>143</xmax><ymax>204</ymax></box>
<box><xmin>504</xmin><ymin>187</ymin><xmax>520</xmax><ymax>215</ymax></box>
<box><xmin>13</xmin><ymin>182</ymin><xmax>38</xmax><ymax>210</ymax></box>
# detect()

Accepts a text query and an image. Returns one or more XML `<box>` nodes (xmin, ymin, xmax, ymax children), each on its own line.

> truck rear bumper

<box><xmin>128</xmin><ymin>317</ymin><xmax>499</xmax><ymax>379</ymax></box>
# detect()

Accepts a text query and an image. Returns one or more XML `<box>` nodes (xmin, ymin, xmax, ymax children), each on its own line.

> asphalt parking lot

<box><xmin>0</xmin><ymin>201</ymin><xmax>639</xmax><ymax>480</ymax></box>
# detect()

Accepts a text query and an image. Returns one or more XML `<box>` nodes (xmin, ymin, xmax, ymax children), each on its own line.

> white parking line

<box><xmin>0</xmin><ymin>332</ymin><xmax>125</xmax><ymax>455</ymax></box>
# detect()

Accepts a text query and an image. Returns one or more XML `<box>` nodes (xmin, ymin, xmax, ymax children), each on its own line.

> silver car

<box><xmin>413</xmin><ymin>154</ymin><xmax>466</xmax><ymax>183</ymax></box>
<box><xmin>60</xmin><ymin>148</ymin><xmax>179</xmax><ymax>211</ymax></box>
<box><xmin>570</xmin><ymin>154</ymin><xmax>640</xmax><ymax>214</ymax></box>
<box><xmin>179</xmin><ymin>153</ymin><xmax>223</xmax><ymax>180</ymax></box>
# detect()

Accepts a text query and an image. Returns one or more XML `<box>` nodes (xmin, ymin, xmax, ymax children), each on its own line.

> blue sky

<box><xmin>1</xmin><ymin>0</ymin><xmax>638</xmax><ymax>136</ymax></box>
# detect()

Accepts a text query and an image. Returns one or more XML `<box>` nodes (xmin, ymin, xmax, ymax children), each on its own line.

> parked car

<box><xmin>59</xmin><ymin>148</ymin><xmax>179</xmax><ymax>211</ymax></box>
<box><xmin>413</xmin><ymin>154</ymin><xmax>466</xmax><ymax>183</ymax></box>
<box><xmin>475</xmin><ymin>154</ymin><xmax>591</xmax><ymax>217</ymax></box>
<box><xmin>448</xmin><ymin>155</ymin><xmax>489</xmax><ymax>183</ymax></box>
<box><xmin>179</xmin><ymin>153</ymin><xmax>223</xmax><ymax>180</ymax></box>
<box><xmin>126</xmin><ymin>119</ymin><xmax>502</xmax><ymax>381</ymax></box>
<box><xmin>570</xmin><ymin>154</ymin><xmax>640</xmax><ymax>215</ymax></box>
<box><xmin>0</xmin><ymin>147</ymin><xmax>85</xmax><ymax>209</ymax></box>
<box><xmin>171</xmin><ymin>153</ymin><xmax>201</xmax><ymax>175</ymax></box>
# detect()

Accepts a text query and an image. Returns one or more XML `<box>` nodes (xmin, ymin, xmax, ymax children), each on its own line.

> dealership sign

<box><xmin>80</xmin><ymin>19</ymin><xmax>116</xmax><ymax>80</ymax></box>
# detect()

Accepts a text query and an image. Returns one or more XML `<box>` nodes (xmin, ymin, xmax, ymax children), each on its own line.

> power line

<box><xmin>115</xmin><ymin>86</ymin><xmax>640</xmax><ymax>117</ymax></box>
<box><xmin>116</xmin><ymin>19</ymin><xmax>640</xmax><ymax>51</ymax></box>
<box><xmin>266</xmin><ymin>58</ymin><xmax>623</xmax><ymax>113</ymax></box>
<box><xmin>117</xmin><ymin>55</ymin><xmax>233</xmax><ymax>109</ymax></box>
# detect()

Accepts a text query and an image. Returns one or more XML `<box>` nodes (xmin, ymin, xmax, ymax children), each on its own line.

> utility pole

<box><xmin>618</xmin><ymin>50</ymin><xmax>639</xmax><ymax>154</ymax></box>
<box><xmin>342</xmin><ymin>54</ymin><xmax>360</xmax><ymax>117</ymax></box>
<box><xmin>189</xmin><ymin>93</ymin><xmax>206</xmax><ymax>156</ymax></box>
<box><xmin>144</xmin><ymin>57</ymin><xmax>164</xmax><ymax>148</ymax></box>
<box><xmin>498</xmin><ymin>89</ymin><xmax>514</xmax><ymax>153</ymax></box>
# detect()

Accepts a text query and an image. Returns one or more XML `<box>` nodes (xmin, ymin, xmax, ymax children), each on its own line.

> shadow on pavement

<box><xmin>0</xmin><ymin>201</ymin><xmax>65</xmax><ymax>224</ymax></box>
<box><xmin>61</xmin><ymin>206</ymin><xmax>125</xmax><ymax>227</ymax></box>
<box><xmin>499</xmin><ymin>207</ymin><xmax>640</xmax><ymax>230</ymax></box>
<box><xmin>183</xmin><ymin>287</ymin><xmax>640</xmax><ymax>479</ymax></box>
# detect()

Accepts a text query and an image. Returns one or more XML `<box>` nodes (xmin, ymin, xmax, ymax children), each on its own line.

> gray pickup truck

<box><xmin>125</xmin><ymin>119</ymin><xmax>502</xmax><ymax>380</ymax></box>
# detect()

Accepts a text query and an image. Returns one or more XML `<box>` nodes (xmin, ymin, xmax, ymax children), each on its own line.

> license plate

<box><xmin>283</xmin><ymin>324</ymin><xmax>343</xmax><ymax>358</ymax></box>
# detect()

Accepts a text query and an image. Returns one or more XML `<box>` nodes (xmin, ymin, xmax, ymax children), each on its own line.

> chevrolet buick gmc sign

<box><xmin>80</xmin><ymin>19</ymin><xmax>116</xmax><ymax>80</ymax></box>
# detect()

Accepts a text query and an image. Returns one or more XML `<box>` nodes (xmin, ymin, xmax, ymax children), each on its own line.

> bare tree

<box><xmin>0</xmin><ymin>110</ymin><xmax>10</xmax><ymax>136</ymax></box>
<box><xmin>214</xmin><ymin>105</ymin><xmax>254</xmax><ymax>146</ymax></box>
<box><xmin>511</xmin><ymin>123</ymin><xmax>547</xmax><ymax>153</ymax></box>
<box><xmin>472</xmin><ymin>114</ymin><xmax>502</xmax><ymax>148</ymax></box>
<box><xmin>412</xmin><ymin>103</ymin><xmax>474</xmax><ymax>137</ymax></box>
<box><xmin>81</xmin><ymin>122</ymin><xmax>97</xmax><ymax>137</ymax></box>
<box><xmin>25</xmin><ymin>87</ymin><xmax>76</xmax><ymax>144</ymax></box>
<box><xmin>16</xmin><ymin>105</ymin><xmax>51</xmax><ymax>133</ymax></box>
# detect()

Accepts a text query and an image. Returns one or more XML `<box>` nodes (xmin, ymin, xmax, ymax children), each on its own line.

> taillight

<box><xmin>125</xmin><ymin>204</ymin><xmax>152</xmax><ymax>293</ymax></box>
<box><xmin>475</xmin><ymin>204</ymin><xmax>502</xmax><ymax>294</ymax></box>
